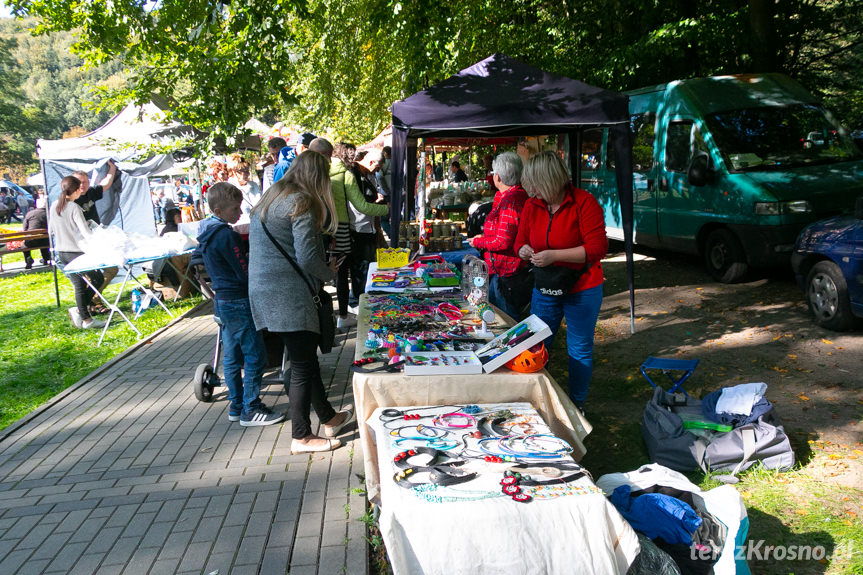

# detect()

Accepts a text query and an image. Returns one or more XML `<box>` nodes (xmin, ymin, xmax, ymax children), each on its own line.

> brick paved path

<box><xmin>0</xmin><ymin>302</ymin><xmax>368</xmax><ymax>575</ymax></box>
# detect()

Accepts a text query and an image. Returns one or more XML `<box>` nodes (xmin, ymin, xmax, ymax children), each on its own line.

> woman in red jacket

<box><xmin>514</xmin><ymin>151</ymin><xmax>608</xmax><ymax>413</ymax></box>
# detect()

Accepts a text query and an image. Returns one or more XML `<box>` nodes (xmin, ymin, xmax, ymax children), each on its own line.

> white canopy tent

<box><xmin>37</xmin><ymin>97</ymin><xmax>197</xmax><ymax>306</ymax></box>
<box><xmin>37</xmin><ymin>97</ymin><xmax>194</xmax><ymax>238</ymax></box>
<box><xmin>27</xmin><ymin>173</ymin><xmax>45</xmax><ymax>187</ymax></box>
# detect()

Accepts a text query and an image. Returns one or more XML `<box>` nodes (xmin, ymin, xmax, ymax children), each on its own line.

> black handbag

<box><xmin>497</xmin><ymin>267</ymin><xmax>535</xmax><ymax>311</ymax></box>
<box><xmin>260</xmin><ymin>220</ymin><xmax>336</xmax><ymax>354</ymax></box>
<box><xmin>532</xmin><ymin>264</ymin><xmax>590</xmax><ymax>297</ymax></box>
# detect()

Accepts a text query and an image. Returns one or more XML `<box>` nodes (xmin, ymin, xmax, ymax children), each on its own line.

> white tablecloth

<box><xmin>352</xmin><ymin>295</ymin><xmax>591</xmax><ymax>503</ymax></box>
<box><xmin>367</xmin><ymin>403</ymin><xmax>639</xmax><ymax>575</ymax></box>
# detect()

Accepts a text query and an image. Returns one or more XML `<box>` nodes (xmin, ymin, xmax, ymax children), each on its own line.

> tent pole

<box><xmin>418</xmin><ymin>145</ymin><xmax>426</xmax><ymax>254</ymax></box>
<box><xmin>43</xmin><ymin>159</ymin><xmax>61</xmax><ymax>308</ymax></box>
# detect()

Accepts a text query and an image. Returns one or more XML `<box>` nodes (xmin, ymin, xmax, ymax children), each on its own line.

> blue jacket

<box><xmin>195</xmin><ymin>216</ymin><xmax>249</xmax><ymax>301</ymax></box>
<box><xmin>610</xmin><ymin>484</ymin><xmax>702</xmax><ymax>545</ymax></box>
<box><xmin>272</xmin><ymin>146</ymin><xmax>297</xmax><ymax>183</ymax></box>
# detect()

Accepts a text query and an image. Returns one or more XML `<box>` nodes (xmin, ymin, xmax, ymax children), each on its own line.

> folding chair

<box><xmin>640</xmin><ymin>356</ymin><xmax>699</xmax><ymax>396</ymax></box>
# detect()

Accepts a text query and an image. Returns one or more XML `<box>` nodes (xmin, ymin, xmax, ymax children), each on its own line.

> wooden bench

<box><xmin>0</xmin><ymin>229</ymin><xmax>49</xmax><ymax>271</ymax></box>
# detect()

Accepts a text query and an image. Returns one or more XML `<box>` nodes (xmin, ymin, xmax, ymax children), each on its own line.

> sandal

<box><xmin>89</xmin><ymin>304</ymin><xmax>110</xmax><ymax>315</ymax></box>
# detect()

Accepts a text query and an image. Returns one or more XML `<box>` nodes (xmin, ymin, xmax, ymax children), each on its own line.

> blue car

<box><xmin>791</xmin><ymin>198</ymin><xmax>863</xmax><ymax>331</ymax></box>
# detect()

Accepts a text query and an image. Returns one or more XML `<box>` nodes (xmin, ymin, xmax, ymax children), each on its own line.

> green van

<box><xmin>581</xmin><ymin>74</ymin><xmax>863</xmax><ymax>282</ymax></box>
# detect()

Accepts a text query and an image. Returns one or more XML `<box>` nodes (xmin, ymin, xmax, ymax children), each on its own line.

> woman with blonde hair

<box><xmin>248</xmin><ymin>152</ymin><xmax>354</xmax><ymax>453</ymax></box>
<box><xmin>514</xmin><ymin>151</ymin><xmax>608</xmax><ymax>415</ymax></box>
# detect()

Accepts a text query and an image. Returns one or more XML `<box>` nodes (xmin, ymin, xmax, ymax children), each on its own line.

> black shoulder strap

<box><xmin>259</xmin><ymin>219</ymin><xmax>318</xmax><ymax>301</ymax></box>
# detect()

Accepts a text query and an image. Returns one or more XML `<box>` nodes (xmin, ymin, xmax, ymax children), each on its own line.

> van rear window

<box><xmin>704</xmin><ymin>104</ymin><xmax>861</xmax><ymax>171</ymax></box>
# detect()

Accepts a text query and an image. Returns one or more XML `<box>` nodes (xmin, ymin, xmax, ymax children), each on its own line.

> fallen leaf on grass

<box><xmin>822</xmin><ymin>338</ymin><xmax>834</xmax><ymax>345</ymax></box>
<box><xmin>798</xmin><ymin>393</ymin><xmax>810</xmax><ymax>401</ymax></box>
<box><xmin>787</xmin><ymin>354</ymin><xmax>797</xmax><ymax>360</ymax></box>
<box><xmin>853</xmin><ymin>450</ymin><xmax>863</xmax><ymax>456</ymax></box>
<box><xmin>794</xmin><ymin>509</ymin><xmax>807</xmax><ymax>516</ymax></box>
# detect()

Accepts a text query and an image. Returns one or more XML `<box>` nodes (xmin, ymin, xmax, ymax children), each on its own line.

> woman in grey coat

<box><xmin>249</xmin><ymin>152</ymin><xmax>354</xmax><ymax>454</ymax></box>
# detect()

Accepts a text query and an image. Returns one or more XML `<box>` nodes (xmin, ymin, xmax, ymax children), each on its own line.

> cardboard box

<box><xmin>403</xmin><ymin>351</ymin><xmax>483</xmax><ymax>375</ymax></box>
<box><xmin>474</xmin><ymin>314</ymin><xmax>552</xmax><ymax>373</ymax></box>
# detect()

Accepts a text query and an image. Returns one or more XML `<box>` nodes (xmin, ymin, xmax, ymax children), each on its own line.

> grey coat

<box><xmin>248</xmin><ymin>194</ymin><xmax>334</xmax><ymax>334</ymax></box>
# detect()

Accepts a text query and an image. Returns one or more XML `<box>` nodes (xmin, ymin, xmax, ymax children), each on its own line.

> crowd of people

<box><xmin>36</xmin><ymin>126</ymin><xmax>604</xmax><ymax>435</ymax></box>
<box><xmin>186</xmin><ymin>132</ymin><xmax>390</xmax><ymax>452</ymax></box>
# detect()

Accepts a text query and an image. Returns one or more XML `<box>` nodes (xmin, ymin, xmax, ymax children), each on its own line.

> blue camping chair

<box><xmin>640</xmin><ymin>356</ymin><xmax>699</xmax><ymax>396</ymax></box>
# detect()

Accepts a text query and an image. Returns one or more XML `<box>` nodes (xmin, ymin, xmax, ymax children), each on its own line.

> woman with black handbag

<box><xmin>248</xmin><ymin>152</ymin><xmax>355</xmax><ymax>454</ymax></box>
<box><xmin>514</xmin><ymin>151</ymin><xmax>608</xmax><ymax>414</ymax></box>
<box><xmin>467</xmin><ymin>151</ymin><xmax>531</xmax><ymax>320</ymax></box>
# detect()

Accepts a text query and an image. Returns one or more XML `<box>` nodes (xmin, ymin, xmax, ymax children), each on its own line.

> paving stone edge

<box><xmin>0</xmin><ymin>298</ymin><xmax>213</xmax><ymax>444</ymax></box>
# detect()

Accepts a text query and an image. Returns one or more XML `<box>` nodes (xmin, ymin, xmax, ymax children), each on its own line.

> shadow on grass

<box><xmin>745</xmin><ymin>507</ymin><xmax>833</xmax><ymax>575</ymax></box>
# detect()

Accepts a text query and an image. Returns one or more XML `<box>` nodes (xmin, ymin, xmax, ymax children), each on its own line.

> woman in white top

<box><xmin>228</xmin><ymin>156</ymin><xmax>262</xmax><ymax>225</ymax></box>
<box><xmin>49</xmin><ymin>175</ymin><xmax>105</xmax><ymax>329</ymax></box>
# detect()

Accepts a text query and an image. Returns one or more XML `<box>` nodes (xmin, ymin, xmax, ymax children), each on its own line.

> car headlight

<box><xmin>754</xmin><ymin>200</ymin><xmax>813</xmax><ymax>215</ymax></box>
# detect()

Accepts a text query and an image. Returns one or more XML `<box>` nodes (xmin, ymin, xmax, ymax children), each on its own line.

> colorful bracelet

<box><xmin>432</xmin><ymin>412</ymin><xmax>476</xmax><ymax>428</ymax></box>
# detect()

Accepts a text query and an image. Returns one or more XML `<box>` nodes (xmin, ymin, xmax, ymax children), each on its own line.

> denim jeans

<box><xmin>214</xmin><ymin>298</ymin><xmax>265</xmax><ymax>416</ymax></box>
<box><xmin>489</xmin><ymin>274</ymin><xmax>522</xmax><ymax>321</ymax></box>
<box><xmin>278</xmin><ymin>331</ymin><xmax>337</xmax><ymax>439</ymax></box>
<box><xmin>530</xmin><ymin>284</ymin><xmax>603</xmax><ymax>405</ymax></box>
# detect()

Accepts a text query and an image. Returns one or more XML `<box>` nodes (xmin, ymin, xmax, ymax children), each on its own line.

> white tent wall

<box><xmin>44</xmin><ymin>158</ymin><xmax>158</xmax><ymax>238</ymax></box>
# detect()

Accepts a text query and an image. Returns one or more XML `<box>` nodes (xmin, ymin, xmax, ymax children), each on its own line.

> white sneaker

<box><xmin>337</xmin><ymin>316</ymin><xmax>357</xmax><ymax>329</ymax></box>
<box><xmin>82</xmin><ymin>318</ymin><xmax>106</xmax><ymax>329</ymax></box>
<box><xmin>67</xmin><ymin>307</ymin><xmax>83</xmax><ymax>328</ymax></box>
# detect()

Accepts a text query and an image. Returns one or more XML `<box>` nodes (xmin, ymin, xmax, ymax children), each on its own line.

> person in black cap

<box><xmin>273</xmin><ymin>132</ymin><xmax>316</xmax><ymax>183</ymax></box>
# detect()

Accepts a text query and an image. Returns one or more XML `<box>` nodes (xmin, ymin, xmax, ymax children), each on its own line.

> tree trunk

<box><xmin>750</xmin><ymin>0</ymin><xmax>777</xmax><ymax>72</ymax></box>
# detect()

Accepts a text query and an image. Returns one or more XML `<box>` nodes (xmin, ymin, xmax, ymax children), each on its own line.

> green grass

<box><xmin>0</xmin><ymin>267</ymin><xmax>203</xmax><ymax>431</ymax></box>
<box><xmin>544</xmin><ymin>328</ymin><xmax>863</xmax><ymax>575</ymax></box>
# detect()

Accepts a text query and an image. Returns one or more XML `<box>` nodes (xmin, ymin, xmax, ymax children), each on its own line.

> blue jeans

<box><xmin>530</xmin><ymin>284</ymin><xmax>603</xmax><ymax>406</ymax></box>
<box><xmin>214</xmin><ymin>298</ymin><xmax>265</xmax><ymax>416</ymax></box>
<box><xmin>489</xmin><ymin>274</ymin><xmax>522</xmax><ymax>321</ymax></box>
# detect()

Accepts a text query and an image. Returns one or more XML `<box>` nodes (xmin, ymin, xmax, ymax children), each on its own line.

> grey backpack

<box><xmin>642</xmin><ymin>387</ymin><xmax>795</xmax><ymax>481</ymax></box>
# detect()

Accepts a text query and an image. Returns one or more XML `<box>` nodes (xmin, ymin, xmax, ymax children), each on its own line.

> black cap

<box><xmin>299</xmin><ymin>132</ymin><xmax>316</xmax><ymax>147</ymax></box>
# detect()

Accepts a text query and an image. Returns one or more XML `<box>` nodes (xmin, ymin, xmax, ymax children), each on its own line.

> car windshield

<box><xmin>704</xmin><ymin>104</ymin><xmax>862</xmax><ymax>172</ymax></box>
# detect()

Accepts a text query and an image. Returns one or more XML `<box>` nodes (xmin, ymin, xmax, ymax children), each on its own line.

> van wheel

<box><xmin>806</xmin><ymin>261</ymin><xmax>854</xmax><ymax>331</ymax></box>
<box><xmin>704</xmin><ymin>228</ymin><xmax>748</xmax><ymax>283</ymax></box>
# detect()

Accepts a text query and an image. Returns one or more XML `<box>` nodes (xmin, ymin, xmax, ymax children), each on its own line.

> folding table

<box><xmin>62</xmin><ymin>248</ymin><xmax>196</xmax><ymax>346</ymax></box>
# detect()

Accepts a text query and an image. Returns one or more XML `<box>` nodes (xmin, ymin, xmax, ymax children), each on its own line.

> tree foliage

<box><xmin>0</xmin><ymin>18</ymin><xmax>122</xmax><ymax>177</ymax></box>
<box><xmin>6</xmin><ymin>0</ymin><xmax>863</xmax><ymax>149</ymax></box>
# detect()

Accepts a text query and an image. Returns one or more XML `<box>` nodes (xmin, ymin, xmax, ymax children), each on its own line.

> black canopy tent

<box><xmin>389</xmin><ymin>53</ymin><xmax>636</xmax><ymax>331</ymax></box>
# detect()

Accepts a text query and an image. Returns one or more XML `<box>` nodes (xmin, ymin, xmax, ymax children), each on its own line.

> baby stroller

<box><xmin>190</xmin><ymin>259</ymin><xmax>289</xmax><ymax>402</ymax></box>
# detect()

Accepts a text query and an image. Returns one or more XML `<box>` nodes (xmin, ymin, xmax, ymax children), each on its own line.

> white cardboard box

<box><xmin>403</xmin><ymin>351</ymin><xmax>483</xmax><ymax>376</ymax></box>
<box><xmin>475</xmin><ymin>314</ymin><xmax>552</xmax><ymax>373</ymax></box>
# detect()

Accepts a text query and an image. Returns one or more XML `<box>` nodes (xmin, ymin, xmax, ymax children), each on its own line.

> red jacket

<box><xmin>472</xmin><ymin>184</ymin><xmax>528</xmax><ymax>277</ymax></box>
<box><xmin>514</xmin><ymin>184</ymin><xmax>607</xmax><ymax>293</ymax></box>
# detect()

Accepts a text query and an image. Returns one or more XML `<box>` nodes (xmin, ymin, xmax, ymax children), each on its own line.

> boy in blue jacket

<box><xmin>196</xmin><ymin>183</ymin><xmax>285</xmax><ymax>426</ymax></box>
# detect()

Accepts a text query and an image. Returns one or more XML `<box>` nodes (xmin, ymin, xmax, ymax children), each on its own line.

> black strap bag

<box><xmin>260</xmin><ymin>220</ymin><xmax>336</xmax><ymax>354</ymax></box>
<box><xmin>497</xmin><ymin>267</ymin><xmax>535</xmax><ymax>311</ymax></box>
<box><xmin>532</xmin><ymin>264</ymin><xmax>590</xmax><ymax>297</ymax></box>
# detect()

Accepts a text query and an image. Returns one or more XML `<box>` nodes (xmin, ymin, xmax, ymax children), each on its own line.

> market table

<box><xmin>367</xmin><ymin>402</ymin><xmax>638</xmax><ymax>575</ymax></box>
<box><xmin>351</xmin><ymin>293</ymin><xmax>592</xmax><ymax>503</ymax></box>
<box><xmin>63</xmin><ymin>248</ymin><xmax>196</xmax><ymax>345</ymax></box>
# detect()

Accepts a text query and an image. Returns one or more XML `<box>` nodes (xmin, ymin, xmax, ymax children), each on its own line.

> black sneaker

<box><xmin>240</xmin><ymin>406</ymin><xmax>286</xmax><ymax>427</ymax></box>
<box><xmin>228</xmin><ymin>410</ymin><xmax>241</xmax><ymax>423</ymax></box>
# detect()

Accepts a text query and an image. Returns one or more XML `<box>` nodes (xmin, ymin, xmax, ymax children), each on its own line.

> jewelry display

<box><xmin>378</xmin><ymin>403</ymin><xmax>594</xmax><ymax>505</ymax></box>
